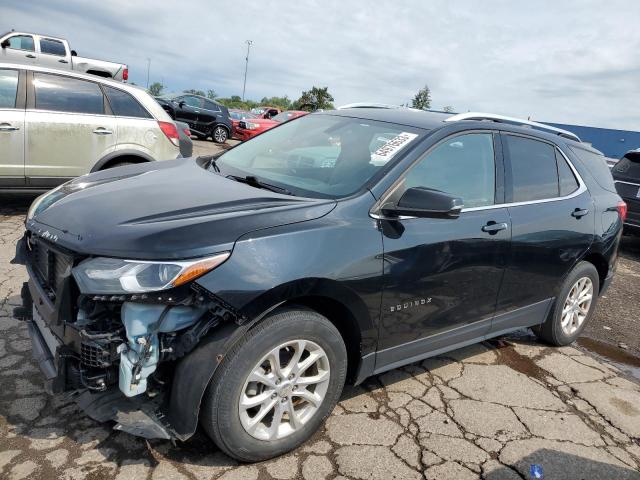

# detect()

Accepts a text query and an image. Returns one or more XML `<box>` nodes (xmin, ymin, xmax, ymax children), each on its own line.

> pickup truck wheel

<box><xmin>200</xmin><ymin>308</ymin><xmax>347</xmax><ymax>462</ymax></box>
<box><xmin>212</xmin><ymin>126</ymin><xmax>228</xmax><ymax>144</ymax></box>
<box><xmin>533</xmin><ymin>261</ymin><xmax>599</xmax><ymax>346</ymax></box>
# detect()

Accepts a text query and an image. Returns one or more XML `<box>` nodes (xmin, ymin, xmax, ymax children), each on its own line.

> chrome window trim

<box><xmin>614</xmin><ymin>180</ymin><xmax>640</xmax><ymax>188</ymax></box>
<box><xmin>370</xmin><ymin>131</ymin><xmax>587</xmax><ymax>220</ymax></box>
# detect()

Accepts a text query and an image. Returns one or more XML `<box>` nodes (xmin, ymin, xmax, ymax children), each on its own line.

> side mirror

<box><xmin>71</xmin><ymin>50</ymin><xmax>77</xmax><ymax>56</ymax></box>
<box><xmin>381</xmin><ymin>187</ymin><xmax>463</xmax><ymax>219</ymax></box>
<box><xmin>178</xmin><ymin>101</ymin><xmax>185</xmax><ymax>108</ymax></box>
<box><xmin>1</xmin><ymin>40</ymin><xmax>9</xmax><ymax>49</ymax></box>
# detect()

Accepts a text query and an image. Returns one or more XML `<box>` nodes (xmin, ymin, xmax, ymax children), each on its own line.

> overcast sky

<box><xmin>4</xmin><ymin>0</ymin><xmax>640</xmax><ymax>129</ymax></box>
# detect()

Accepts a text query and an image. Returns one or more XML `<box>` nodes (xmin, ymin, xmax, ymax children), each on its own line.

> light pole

<box><xmin>242</xmin><ymin>40</ymin><xmax>253</xmax><ymax>101</ymax></box>
<box><xmin>146</xmin><ymin>58</ymin><xmax>151</xmax><ymax>89</ymax></box>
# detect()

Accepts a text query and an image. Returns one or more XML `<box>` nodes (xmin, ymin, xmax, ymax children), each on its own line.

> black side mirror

<box><xmin>71</xmin><ymin>50</ymin><xmax>77</xmax><ymax>56</ymax></box>
<box><xmin>1</xmin><ymin>40</ymin><xmax>9</xmax><ymax>49</ymax></box>
<box><xmin>178</xmin><ymin>101</ymin><xmax>185</xmax><ymax>108</ymax></box>
<box><xmin>382</xmin><ymin>187</ymin><xmax>463</xmax><ymax>219</ymax></box>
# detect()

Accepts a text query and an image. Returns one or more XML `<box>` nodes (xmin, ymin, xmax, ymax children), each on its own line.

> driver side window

<box><xmin>181</xmin><ymin>96</ymin><xmax>202</xmax><ymax>108</ymax></box>
<box><xmin>404</xmin><ymin>133</ymin><xmax>496</xmax><ymax>209</ymax></box>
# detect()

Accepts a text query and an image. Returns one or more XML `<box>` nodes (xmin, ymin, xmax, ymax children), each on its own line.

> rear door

<box><xmin>201</xmin><ymin>99</ymin><xmax>222</xmax><ymax>132</ymax></box>
<box><xmin>36</xmin><ymin>37</ymin><xmax>71</xmax><ymax>70</ymax></box>
<box><xmin>174</xmin><ymin>95</ymin><xmax>202</xmax><ymax>132</ymax></box>
<box><xmin>1</xmin><ymin>34</ymin><xmax>37</xmax><ymax>65</ymax></box>
<box><xmin>25</xmin><ymin>71</ymin><xmax>117</xmax><ymax>185</ymax></box>
<box><xmin>0</xmin><ymin>67</ymin><xmax>25</xmax><ymax>185</ymax></box>
<box><xmin>493</xmin><ymin>133</ymin><xmax>593</xmax><ymax>333</ymax></box>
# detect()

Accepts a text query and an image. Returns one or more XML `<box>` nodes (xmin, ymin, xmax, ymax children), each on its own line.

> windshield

<box><xmin>216</xmin><ymin>114</ymin><xmax>424</xmax><ymax>198</ymax></box>
<box><xmin>272</xmin><ymin>111</ymin><xmax>301</xmax><ymax>123</ymax></box>
<box><xmin>230</xmin><ymin>111</ymin><xmax>257</xmax><ymax>120</ymax></box>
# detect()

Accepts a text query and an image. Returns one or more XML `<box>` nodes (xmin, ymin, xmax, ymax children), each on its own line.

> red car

<box><xmin>229</xmin><ymin>109</ymin><xmax>258</xmax><ymax>140</ymax></box>
<box><xmin>234</xmin><ymin>110</ymin><xmax>308</xmax><ymax>141</ymax></box>
<box><xmin>251</xmin><ymin>106</ymin><xmax>282</xmax><ymax>119</ymax></box>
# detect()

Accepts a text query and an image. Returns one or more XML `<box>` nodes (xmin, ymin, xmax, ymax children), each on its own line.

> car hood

<box><xmin>29</xmin><ymin>158</ymin><xmax>336</xmax><ymax>260</ymax></box>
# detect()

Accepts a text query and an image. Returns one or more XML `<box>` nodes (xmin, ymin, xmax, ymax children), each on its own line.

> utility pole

<box><xmin>146</xmin><ymin>58</ymin><xmax>151</xmax><ymax>89</ymax></box>
<box><xmin>242</xmin><ymin>40</ymin><xmax>253</xmax><ymax>101</ymax></box>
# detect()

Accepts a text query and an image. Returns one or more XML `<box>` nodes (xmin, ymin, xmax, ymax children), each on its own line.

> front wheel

<box><xmin>201</xmin><ymin>308</ymin><xmax>347</xmax><ymax>462</ymax></box>
<box><xmin>533</xmin><ymin>261</ymin><xmax>600</xmax><ymax>346</ymax></box>
<box><xmin>211</xmin><ymin>125</ymin><xmax>228</xmax><ymax>143</ymax></box>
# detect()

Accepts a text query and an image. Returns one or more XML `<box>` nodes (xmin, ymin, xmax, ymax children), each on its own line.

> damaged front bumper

<box><xmin>14</xmin><ymin>233</ymin><xmax>241</xmax><ymax>441</ymax></box>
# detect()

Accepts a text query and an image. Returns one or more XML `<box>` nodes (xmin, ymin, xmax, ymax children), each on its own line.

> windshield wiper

<box><xmin>208</xmin><ymin>158</ymin><xmax>221</xmax><ymax>172</ymax></box>
<box><xmin>228</xmin><ymin>175</ymin><xmax>293</xmax><ymax>195</ymax></box>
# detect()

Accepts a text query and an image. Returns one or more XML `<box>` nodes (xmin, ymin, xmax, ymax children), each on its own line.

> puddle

<box><xmin>578</xmin><ymin>336</ymin><xmax>640</xmax><ymax>382</ymax></box>
<box><xmin>488</xmin><ymin>339</ymin><xmax>550</xmax><ymax>383</ymax></box>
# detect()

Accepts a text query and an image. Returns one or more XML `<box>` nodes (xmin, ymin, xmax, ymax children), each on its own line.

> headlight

<box><xmin>245</xmin><ymin>122</ymin><xmax>260</xmax><ymax>130</ymax></box>
<box><xmin>72</xmin><ymin>252</ymin><xmax>230</xmax><ymax>294</ymax></box>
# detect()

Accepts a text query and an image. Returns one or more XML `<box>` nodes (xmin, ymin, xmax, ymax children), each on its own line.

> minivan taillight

<box><xmin>158</xmin><ymin>121</ymin><xmax>180</xmax><ymax>147</ymax></box>
<box><xmin>122</xmin><ymin>67</ymin><xmax>128</xmax><ymax>81</ymax></box>
<box><xmin>617</xmin><ymin>201</ymin><xmax>628</xmax><ymax>222</ymax></box>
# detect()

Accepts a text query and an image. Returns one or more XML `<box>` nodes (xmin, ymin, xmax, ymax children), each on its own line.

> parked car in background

<box><xmin>0</xmin><ymin>63</ymin><xmax>180</xmax><ymax>192</ymax></box>
<box><xmin>612</xmin><ymin>149</ymin><xmax>640</xmax><ymax>234</ymax></box>
<box><xmin>16</xmin><ymin>108</ymin><xmax>624</xmax><ymax>462</ymax></box>
<box><xmin>155</xmin><ymin>93</ymin><xmax>232</xmax><ymax>143</ymax></box>
<box><xmin>251</xmin><ymin>106</ymin><xmax>281</xmax><ymax>119</ymax></box>
<box><xmin>234</xmin><ymin>110</ymin><xmax>308</xmax><ymax>141</ymax></box>
<box><xmin>229</xmin><ymin>109</ymin><xmax>258</xmax><ymax>139</ymax></box>
<box><xmin>0</xmin><ymin>31</ymin><xmax>128</xmax><ymax>81</ymax></box>
<box><xmin>176</xmin><ymin>121</ymin><xmax>193</xmax><ymax>157</ymax></box>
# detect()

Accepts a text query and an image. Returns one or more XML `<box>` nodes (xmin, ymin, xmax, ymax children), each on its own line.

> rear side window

<box><xmin>40</xmin><ymin>38</ymin><xmax>66</xmax><ymax>56</ymax></box>
<box><xmin>103</xmin><ymin>86</ymin><xmax>151</xmax><ymax>118</ymax></box>
<box><xmin>0</xmin><ymin>69</ymin><xmax>19</xmax><ymax>108</ymax></box>
<box><xmin>570</xmin><ymin>145</ymin><xmax>617</xmax><ymax>192</ymax></box>
<box><xmin>33</xmin><ymin>73</ymin><xmax>104</xmax><ymax>115</ymax></box>
<box><xmin>203</xmin><ymin>100</ymin><xmax>221</xmax><ymax>111</ymax></box>
<box><xmin>405</xmin><ymin>133</ymin><xmax>496</xmax><ymax>208</ymax></box>
<box><xmin>504</xmin><ymin>135</ymin><xmax>558</xmax><ymax>202</ymax></box>
<box><xmin>556</xmin><ymin>150</ymin><xmax>579</xmax><ymax>196</ymax></box>
<box><xmin>7</xmin><ymin>35</ymin><xmax>34</xmax><ymax>51</ymax></box>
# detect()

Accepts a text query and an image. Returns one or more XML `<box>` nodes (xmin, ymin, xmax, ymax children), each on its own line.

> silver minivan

<box><xmin>0</xmin><ymin>63</ymin><xmax>180</xmax><ymax>192</ymax></box>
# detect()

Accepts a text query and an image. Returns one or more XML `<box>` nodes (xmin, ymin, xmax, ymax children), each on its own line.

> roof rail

<box><xmin>445</xmin><ymin>112</ymin><xmax>581</xmax><ymax>142</ymax></box>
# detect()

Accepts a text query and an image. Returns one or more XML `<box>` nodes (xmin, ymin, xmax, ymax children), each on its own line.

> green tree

<box><xmin>148</xmin><ymin>82</ymin><xmax>164</xmax><ymax>96</ymax></box>
<box><xmin>442</xmin><ymin>105</ymin><xmax>455</xmax><ymax>113</ymax></box>
<box><xmin>294</xmin><ymin>86</ymin><xmax>334</xmax><ymax>111</ymax></box>
<box><xmin>412</xmin><ymin>84</ymin><xmax>432</xmax><ymax>110</ymax></box>
<box><xmin>260</xmin><ymin>95</ymin><xmax>292</xmax><ymax>110</ymax></box>
<box><xmin>184</xmin><ymin>88</ymin><xmax>206</xmax><ymax>97</ymax></box>
<box><xmin>207</xmin><ymin>89</ymin><xmax>218</xmax><ymax>100</ymax></box>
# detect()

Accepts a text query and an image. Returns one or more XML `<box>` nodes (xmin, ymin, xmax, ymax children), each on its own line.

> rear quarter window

<box><xmin>103</xmin><ymin>86</ymin><xmax>151</xmax><ymax>118</ymax></box>
<box><xmin>568</xmin><ymin>145</ymin><xmax>616</xmax><ymax>192</ymax></box>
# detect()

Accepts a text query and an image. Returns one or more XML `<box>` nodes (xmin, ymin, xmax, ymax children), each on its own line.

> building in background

<box><xmin>542</xmin><ymin>122</ymin><xmax>640</xmax><ymax>159</ymax></box>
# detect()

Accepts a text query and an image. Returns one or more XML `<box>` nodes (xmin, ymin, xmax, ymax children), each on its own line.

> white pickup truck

<box><xmin>0</xmin><ymin>31</ymin><xmax>128</xmax><ymax>81</ymax></box>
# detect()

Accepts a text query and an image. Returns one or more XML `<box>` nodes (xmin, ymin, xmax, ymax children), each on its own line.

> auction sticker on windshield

<box><xmin>371</xmin><ymin>132</ymin><xmax>419</xmax><ymax>165</ymax></box>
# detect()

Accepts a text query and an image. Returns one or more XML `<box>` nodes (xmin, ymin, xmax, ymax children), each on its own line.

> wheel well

<box><xmin>281</xmin><ymin>296</ymin><xmax>362</xmax><ymax>384</ymax></box>
<box><xmin>98</xmin><ymin>155</ymin><xmax>149</xmax><ymax>170</ymax></box>
<box><xmin>582</xmin><ymin>253</ymin><xmax>609</xmax><ymax>292</ymax></box>
<box><xmin>86</xmin><ymin>70</ymin><xmax>112</xmax><ymax>78</ymax></box>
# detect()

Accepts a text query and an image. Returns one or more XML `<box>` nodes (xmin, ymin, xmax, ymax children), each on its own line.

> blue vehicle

<box><xmin>15</xmin><ymin>108</ymin><xmax>625</xmax><ymax>461</ymax></box>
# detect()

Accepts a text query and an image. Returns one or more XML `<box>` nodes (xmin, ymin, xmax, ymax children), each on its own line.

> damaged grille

<box><xmin>30</xmin><ymin>238</ymin><xmax>73</xmax><ymax>299</ymax></box>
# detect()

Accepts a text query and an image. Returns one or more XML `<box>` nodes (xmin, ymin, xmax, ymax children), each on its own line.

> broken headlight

<box><xmin>72</xmin><ymin>253</ymin><xmax>230</xmax><ymax>294</ymax></box>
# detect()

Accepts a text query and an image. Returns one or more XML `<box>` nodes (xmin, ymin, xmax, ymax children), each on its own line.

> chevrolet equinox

<box><xmin>14</xmin><ymin>108</ymin><xmax>625</xmax><ymax>461</ymax></box>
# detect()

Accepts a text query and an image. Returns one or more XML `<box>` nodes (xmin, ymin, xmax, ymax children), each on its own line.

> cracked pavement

<box><xmin>2</xmin><ymin>194</ymin><xmax>640</xmax><ymax>480</ymax></box>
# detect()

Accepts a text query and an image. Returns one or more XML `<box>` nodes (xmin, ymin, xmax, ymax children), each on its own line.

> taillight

<box><xmin>122</xmin><ymin>67</ymin><xmax>128</xmax><ymax>81</ymax></box>
<box><xmin>183</xmin><ymin>128</ymin><xmax>191</xmax><ymax>137</ymax></box>
<box><xmin>158</xmin><ymin>121</ymin><xmax>180</xmax><ymax>147</ymax></box>
<box><xmin>617</xmin><ymin>201</ymin><xmax>628</xmax><ymax>222</ymax></box>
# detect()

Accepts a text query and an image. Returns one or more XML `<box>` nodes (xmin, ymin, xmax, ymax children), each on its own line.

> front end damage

<box><xmin>14</xmin><ymin>232</ymin><xmax>240</xmax><ymax>441</ymax></box>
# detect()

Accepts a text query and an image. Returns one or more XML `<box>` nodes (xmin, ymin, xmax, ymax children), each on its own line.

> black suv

<box><xmin>15</xmin><ymin>109</ymin><xmax>624</xmax><ymax>462</ymax></box>
<box><xmin>612</xmin><ymin>149</ymin><xmax>640</xmax><ymax>234</ymax></box>
<box><xmin>155</xmin><ymin>93</ymin><xmax>232</xmax><ymax>143</ymax></box>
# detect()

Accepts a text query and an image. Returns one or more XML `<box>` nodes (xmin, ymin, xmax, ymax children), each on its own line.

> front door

<box><xmin>175</xmin><ymin>95</ymin><xmax>203</xmax><ymax>133</ymax></box>
<box><xmin>0</xmin><ymin>68</ymin><xmax>25</xmax><ymax>185</ymax></box>
<box><xmin>25</xmin><ymin>72</ymin><xmax>117</xmax><ymax>186</ymax></box>
<box><xmin>1</xmin><ymin>34</ymin><xmax>37</xmax><ymax>65</ymax></box>
<box><xmin>376</xmin><ymin>132</ymin><xmax>510</xmax><ymax>371</ymax></box>
<box><xmin>493</xmin><ymin>133</ymin><xmax>594</xmax><ymax>331</ymax></box>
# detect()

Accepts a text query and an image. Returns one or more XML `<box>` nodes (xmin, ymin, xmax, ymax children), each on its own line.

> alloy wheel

<box><xmin>239</xmin><ymin>339</ymin><xmax>330</xmax><ymax>441</ymax></box>
<box><xmin>213</xmin><ymin>126</ymin><xmax>227</xmax><ymax>143</ymax></box>
<box><xmin>560</xmin><ymin>276</ymin><xmax>593</xmax><ymax>335</ymax></box>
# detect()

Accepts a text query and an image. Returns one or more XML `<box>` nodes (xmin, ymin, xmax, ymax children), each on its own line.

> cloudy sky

<box><xmin>4</xmin><ymin>0</ymin><xmax>640</xmax><ymax>129</ymax></box>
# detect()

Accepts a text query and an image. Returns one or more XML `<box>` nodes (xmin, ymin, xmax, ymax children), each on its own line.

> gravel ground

<box><xmin>1</xmin><ymin>149</ymin><xmax>640</xmax><ymax>479</ymax></box>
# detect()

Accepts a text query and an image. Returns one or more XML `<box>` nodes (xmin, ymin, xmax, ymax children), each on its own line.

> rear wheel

<box><xmin>201</xmin><ymin>308</ymin><xmax>347</xmax><ymax>462</ymax></box>
<box><xmin>212</xmin><ymin>125</ymin><xmax>228</xmax><ymax>144</ymax></box>
<box><xmin>533</xmin><ymin>261</ymin><xmax>599</xmax><ymax>346</ymax></box>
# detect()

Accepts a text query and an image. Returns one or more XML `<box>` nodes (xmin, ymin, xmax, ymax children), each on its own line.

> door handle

<box><xmin>26</xmin><ymin>54</ymin><xmax>36</xmax><ymax>59</ymax></box>
<box><xmin>93</xmin><ymin>128</ymin><xmax>113</xmax><ymax>135</ymax></box>
<box><xmin>571</xmin><ymin>208</ymin><xmax>589</xmax><ymax>218</ymax></box>
<box><xmin>58</xmin><ymin>59</ymin><xmax>69</xmax><ymax>64</ymax></box>
<box><xmin>482</xmin><ymin>222</ymin><xmax>508</xmax><ymax>234</ymax></box>
<box><xmin>0</xmin><ymin>123</ymin><xmax>19</xmax><ymax>132</ymax></box>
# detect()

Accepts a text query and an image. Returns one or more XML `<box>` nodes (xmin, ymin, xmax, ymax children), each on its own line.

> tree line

<box><xmin>147</xmin><ymin>82</ymin><xmax>453</xmax><ymax>113</ymax></box>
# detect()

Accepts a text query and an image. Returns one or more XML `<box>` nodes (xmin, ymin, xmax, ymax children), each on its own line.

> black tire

<box><xmin>201</xmin><ymin>308</ymin><xmax>347</xmax><ymax>462</ymax></box>
<box><xmin>211</xmin><ymin>125</ymin><xmax>228</xmax><ymax>144</ymax></box>
<box><xmin>533</xmin><ymin>261</ymin><xmax>600</xmax><ymax>346</ymax></box>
